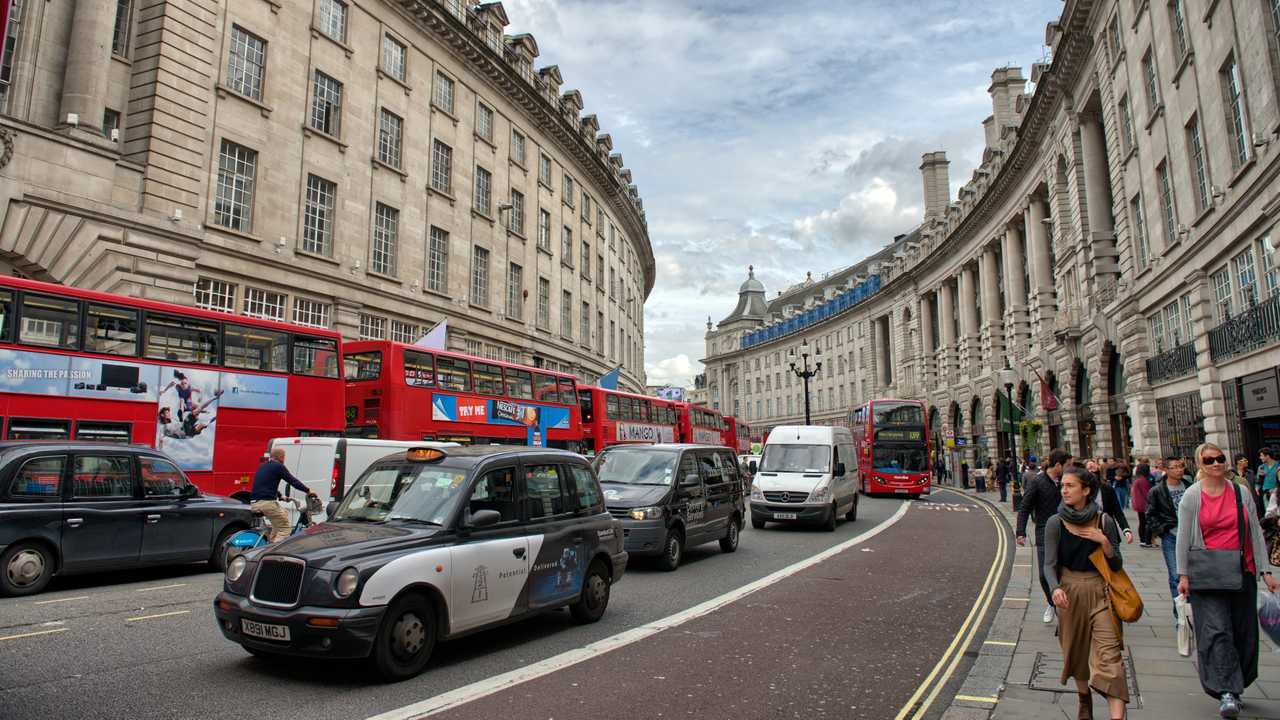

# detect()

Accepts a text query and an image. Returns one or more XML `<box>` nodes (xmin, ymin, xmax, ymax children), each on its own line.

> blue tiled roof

<box><xmin>739</xmin><ymin>275</ymin><xmax>883</xmax><ymax>350</ymax></box>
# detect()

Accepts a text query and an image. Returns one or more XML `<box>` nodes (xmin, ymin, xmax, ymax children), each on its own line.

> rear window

<box><xmin>293</xmin><ymin>335</ymin><xmax>339</xmax><ymax>378</ymax></box>
<box><xmin>345</xmin><ymin>351</ymin><xmax>382</xmax><ymax>381</ymax></box>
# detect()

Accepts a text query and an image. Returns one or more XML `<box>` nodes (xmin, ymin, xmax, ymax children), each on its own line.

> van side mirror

<box><xmin>835</xmin><ymin>462</ymin><xmax>846</xmax><ymax>477</ymax></box>
<box><xmin>748</xmin><ymin>460</ymin><xmax>758</xmax><ymax>475</ymax></box>
<box><xmin>682</xmin><ymin>473</ymin><xmax>701</xmax><ymax>487</ymax></box>
<box><xmin>469</xmin><ymin>509</ymin><xmax>502</xmax><ymax>528</ymax></box>
<box><xmin>326</xmin><ymin>501</ymin><xmax>339</xmax><ymax>518</ymax></box>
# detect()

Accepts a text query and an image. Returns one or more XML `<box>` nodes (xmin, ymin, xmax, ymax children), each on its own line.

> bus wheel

<box><xmin>845</xmin><ymin>496</ymin><xmax>858</xmax><ymax>522</ymax></box>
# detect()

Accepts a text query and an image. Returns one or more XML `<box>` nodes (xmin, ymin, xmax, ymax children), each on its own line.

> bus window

<box><xmin>292</xmin><ymin>335</ymin><xmax>339</xmax><ymax>377</ymax></box>
<box><xmin>533</xmin><ymin>373</ymin><xmax>558</xmax><ymax>402</ymax></box>
<box><xmin>437</xmin><ymin>356</ymin><xmax>472</xmax><ymax>392</ymax></box>
<box><xmin>578</xmin><ymin>389</ymin><xmax>594</xmax><ymax>423</ymax></box>
<box><xmin>74</xmin><ymin>421</ymin><xmax>133</xmax><ymax>443</ymax></box>
<box><xmin>404</xmin><ymin>349</ymin><xmax>435</xmax><ymax>387</ymax></box>
<box><xmin>606</xmin><ymin>394</ymin><xmax>620</xmax><ymax>420</ymax></box>
<box><xmin>226</xmin><ymin>324</ymin><xmax>288</xmax><ymax>372</ymax></box>
<box><xmin>144</xmin><ymin>313</ymin><xmax>219</xmax><ymax>365</ymax></box>
<box><xmin>641</xmin><ymin>401</ymin><xmax>652</xmax><ymax>422</ymax></box>
<box><xmin>344</xmin><ymin>351</ymin><xmax>383</xmax><ymax>381</ymax></box>
<box><xmin>505</xmin><ymin>368</ymin><xmax>533</xmax><ymax>399</ymax></box>
<box><xmin>19</xmin><ymin>293</ymin><xmax>81</xmax><ymax>349</ymax></box>
<box><xmin>0</xmin><ymin>289</ymin><xmax>11</xmax><ymax>341</ymax></box>
<box><xmin>474</xmin><ymin>362</ymin><xmax>504</xmax><ymax>396</ymax></box>
<box><xmin>84</xmin><ymin>305</ymin><xmax>139</xmax><ymax>357</ymax></box>
<box><xmin>7</xmin><ymin>417</ymin><xmax>71</xmax><ymax>440</ymax></box>
<box><xmin>557</xmin><ymin>378</ymin><xmax>576</xmax><ymax>405</ymax></box>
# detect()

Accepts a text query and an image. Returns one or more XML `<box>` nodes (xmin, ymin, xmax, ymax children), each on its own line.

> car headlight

<box><xmin>750</xmin><ymin>484</ymin><xmax>763</xmax><ymax>501</ymax></box>
<box><xmin>335</xmin><ymin>567</ymin><xmax>360</xmax><ymax>598</ymax></box>
<box><xmin>807</xmin><ymin>483</ymin><xmax>831</xmax><ymax>503</ymax></box>
<box><xmin>629</xmin><ymin>506</ymin><xmax>662</xmax><ymax>520</ymax></box>
<box><xmin>226</xmin><ymin>555</ymin><xmax>247</xmax><ymax>583</ymax></box>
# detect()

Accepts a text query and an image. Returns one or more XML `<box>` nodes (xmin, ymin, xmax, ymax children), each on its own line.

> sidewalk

<box><xmin>940</xmin><ymin>485</ymin><xmax>1280</xmax><ymax>720</ymax></box>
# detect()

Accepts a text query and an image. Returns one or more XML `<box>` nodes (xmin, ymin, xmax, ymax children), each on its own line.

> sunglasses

<box><xmin>1201</xmin><ymin>455</ymin><xmax>1227</xmax><ymax>465</ymax></box>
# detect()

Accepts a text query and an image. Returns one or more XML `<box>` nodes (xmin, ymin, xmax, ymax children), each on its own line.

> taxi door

<box><xmin>449</xmin><ymin>464</ymin><xmax>529</xmax><ymax>633</ymax></box>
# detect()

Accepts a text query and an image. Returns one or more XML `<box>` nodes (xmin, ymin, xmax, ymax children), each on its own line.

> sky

<box><xmin>502</xmin><ymin>0</ymin><xmax>1061</xmax><ymax>388</ymax></box>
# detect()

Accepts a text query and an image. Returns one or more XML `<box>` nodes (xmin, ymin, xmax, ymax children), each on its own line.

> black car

<box><xmin>592</xmin><ymin>444</ymin><xmax>745</xmax><ymax>571</ymax></box>
<box><xmin>214</xmin><ymin>445</ymin><xmax>627</xmax><ymax>681</ymax></box>
<box><xmin>0</xmin><ymin>441</ymin><xmax>255</xmax><ymax>596</ymax></box>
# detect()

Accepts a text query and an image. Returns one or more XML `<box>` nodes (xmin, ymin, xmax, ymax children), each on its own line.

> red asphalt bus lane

<box><xmin>434</xmin><ymin>492</ymin><xmax>1007</xmax><ymax>720</ymax></box>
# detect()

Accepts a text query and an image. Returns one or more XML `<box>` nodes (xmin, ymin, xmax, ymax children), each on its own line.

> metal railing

<box><xmin>1145</xmin><ymin>340</ymin><xmax>1197</xmax><ymax>384</ymax></box>
<box><xmin>1208</xmin><ymin>293</ymin><xmax>1280</xmax><ymax>362</ymax></box>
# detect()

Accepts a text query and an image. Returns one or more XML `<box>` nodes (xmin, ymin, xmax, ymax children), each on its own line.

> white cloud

<box><xmin>645</xmin><ymin>354</ymin><xmax>697</xmax><ymax>387</ymax></box>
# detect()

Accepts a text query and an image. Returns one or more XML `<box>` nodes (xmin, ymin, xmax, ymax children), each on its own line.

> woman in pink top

<box><xmin>1131</xmin><ymin>464</ymin><xmax>1152</xmax><ymax>547</ymax></box>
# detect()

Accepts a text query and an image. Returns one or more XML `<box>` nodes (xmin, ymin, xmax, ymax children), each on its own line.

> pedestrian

<box><xmin>1114</xmin><ymin>461</ymin><xmax>1131</xmax><ymax>510</ymax></box>
<box><xmin>1085</xmin><ymin>460</ymin><xmax>1133</xmax><ymax>545</ymax></box>
<box><xmin>250</xmin><ymin>448</ymin><xmax>319</xmax><ymax>543</ymax></box>
<box><xmin>1043</xmin><ymin>465</ymin><xmax>1129</xmax><ymax>720</ymax></box>
<box><xmin>1151</xmin><ymin>457</ymin><xmax>1166</xmax><ymax>484</ymax></box>
<box><xmin>1017</xmin><ymin>448</ymin><xmax>1072</xmax><ymax>624</ymax></box>
<box><xmin>975</xmin><ymin>457</ymin><xmax>987</xmax><ymax>493</ymax></box>
<box><xmin>1260</xmin><ymin>446</ymin><xmax>1278</xmax><ymax>505</ymax></box>
<box><xmin>1233</xmin><ymin>452</ymin><xmax>1264</xmax><ymax>518</ymax></box>
<box><xmin>1023</xmin><ymin>455</ymin><xmax>1039</xmax><ymax>499</ymax></box>
<box><xmin>998</xmin><ymin>453</ymin><xmax>1013</xmax><ymax>502</ymax></box>
<box><xmin>1132</xmin><ymin>464</ymin><xmax>1152</xmax><ymax>547</ymax></box>
<box><xmin>1176</xmin><ymin>442</ymin><xmax>1279</xmax><ymax>718</ymax></box>
<box><xmin>961</xmin><ymin>460</ymin><xmax>970</xmax><ymax>489</ymax></box>
<box><xmin>1146</xmin><ymin>456</ymin><xmax>1191</xmax><ymax>619</ymax></box>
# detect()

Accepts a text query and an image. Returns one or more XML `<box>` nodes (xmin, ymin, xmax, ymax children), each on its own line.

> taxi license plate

<box><xmin>242</xmin><ymin>619</ymin><xmax>290</xmax><ymax>642</ymax></box>
<box><xmin>894</xmin><ymin>489</ymin><xmax>909</xmax><ymax>494</ymax></box>
<box><xmin>773</xmin><ymin>512</ymin><xmax>797</xmax><ymax>520</ymax></box>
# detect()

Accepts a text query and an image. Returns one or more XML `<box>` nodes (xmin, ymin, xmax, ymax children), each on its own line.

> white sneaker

<box><xmin>1043</xmin><ymin>605</ymin><xmax>1056</xmax><ymax>623</ymax></box>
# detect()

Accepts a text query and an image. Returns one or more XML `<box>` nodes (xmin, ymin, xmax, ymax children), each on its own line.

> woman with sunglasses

<box><xmin>1176</xmin><ymin>442</ymin><xmax>1279</xmax><ymax>718</ymax></box>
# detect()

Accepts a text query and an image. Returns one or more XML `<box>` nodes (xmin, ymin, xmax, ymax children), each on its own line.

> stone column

<box><xmin>1079</xmin><ymin>113</ymin><xmax>1120</xmax><ymax>282</ymax></box>
<box><xmin>938</xmin><ymin>282</ymin><xmax>957</xmax><ymax>381</ymax></box>
<box><xmin>981</xmin><ymin>245</ymin><xmax>1005</xmax><ymax>367</ymax></box>
<box><xmin>60</xmin><ymin>0</ymin><xmax>117</xmax><ymax>133</ymax></box>
<box><xmin>919</xmin><ymin>294</ymin><xmax>936</xmax><ymax>386</ymax></box>
<box><xmin>1002</xmin><ymin>222</ymin><xmax>1031</xmax><ymax>356</ymax></box>
<box><xmin>959</xmin><ymin>264</ymin><xmax>980</xmax><ymax>376</ymax></box>
<box><xmin>1027</xmin><ymin>198</ymin><xmax>1055</xmax><ymax>335</ymax></box>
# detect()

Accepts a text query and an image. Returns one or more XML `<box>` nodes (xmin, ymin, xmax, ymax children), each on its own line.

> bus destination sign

<box><xmin>876</xmin><ymin>429</ymin><xmax>923</xmax><ymax>442</ymax></box>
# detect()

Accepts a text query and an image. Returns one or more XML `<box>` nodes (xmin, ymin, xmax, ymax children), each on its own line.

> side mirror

<box><xmin>748</xmin><ymin>461</ymin><xmax>758</xmax><ymax>475</ymax></box>
<box><xmin>469</xmin><ymin>509</ymin><xmax>502</xmax><ymax>528</ymax></box>
<box><xmin>326</xmin><ymin>501</ymin><xmax>339</xmax><ymax>518</ymax></box>
<box><xmin>179</xmin><ymin>483</ymin><xmax>199</xmax><ymax>499</ymax></box>
<box><xmin>681</xmin><ymin>473</ymin><xmax>701</xmax><ymax>487</ymax></box>
<box><xmin>835</xmin><ymin>462</ymin><xmax>846</xmax><ymax>477</ymax></box>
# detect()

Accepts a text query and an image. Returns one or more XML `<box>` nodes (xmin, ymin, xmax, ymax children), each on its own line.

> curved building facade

<box><xmin>705</xmin><ymin>0</ymin><xmax>1280</xmax><ymax>464</ymax></box>
<box><xmin>0</xmin><ymin>0</ymin><xmax>653</xmax><ymax>391</ymax></box>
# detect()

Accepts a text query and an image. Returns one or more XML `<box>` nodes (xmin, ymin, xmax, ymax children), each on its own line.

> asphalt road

<box><xmin>0</xmin><ymin>491</ymin><xmax>1007</xmax><ymax>720</ymax></box>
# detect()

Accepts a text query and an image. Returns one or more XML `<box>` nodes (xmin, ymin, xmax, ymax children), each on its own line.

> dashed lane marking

<box><xmin>125</xmin><ymin>610</ymin><xmax>191</xmax><ymax>622</ymax></box>
<box><xmin>33</xmin><ymin>595</ymin><xmax>90</xmax><ymax>605</ymax></box>
<box><xmin>135</xmin><ymin>583</ymin><xmax>188</xmax><ymax>592</ymax></box>
<box><xmin>0</xmin><ymin>627</ymin><xmax>69</xmax><ymax>642</ymax></box>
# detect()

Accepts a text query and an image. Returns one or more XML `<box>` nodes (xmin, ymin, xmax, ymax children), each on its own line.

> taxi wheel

<box><xmin>656</xmin><ymin>530</ymin><xmax>683</xmax><ymax>571</ymax></box>
<box><xmin>373</xmin><ymin>594</ymin><xmax>437</xmax><ymax>681</ymax></box>
<box><xmin>719</xmin><ymin>517</ymin><xmax>740</xmax><ymax>553</ymax></box>
<box><xmin>845</xmin><ymin>496</ymin><xmax>859</xmax><ymax>522</ymax></box>
<box><xmin>822</xmin><ymin>503</ymin><xmax>838</xmax><ymax>532</ymax></box>
<box><xmin>1</xmin><ymin>542</ymin><xmax>53</xmax><ymax>597</ymax></box>
<box><xmin>569</xmin><ymin>560</ymin><xmax>610</xmax><ymax>624</ymax></box>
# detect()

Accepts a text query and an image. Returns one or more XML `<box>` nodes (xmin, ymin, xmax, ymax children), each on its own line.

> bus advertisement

<box><xmin>848</xmin><ymin>398</ymin><xmax>931</xmax><ymax>496</ymax></box>
<box><xmin>577</xmin><ymin>386</ymin><xmax>679</xmax><ymax>455</ymax></box>
<box><xmin>677</xmin><ymin>402</ymin><xmax>727</xmax><ymax>446</ymax></box>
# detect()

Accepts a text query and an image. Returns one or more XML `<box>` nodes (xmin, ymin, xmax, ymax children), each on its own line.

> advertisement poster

<box><xmin>156</xmin><ymin>367</ymin><xmax>222</xmax><ymax>471</ymax></box>
<box><xmin>430</xmin><ymin>393</ymin><xmax>570</xmax><ymax>446</ymax></box>
<box><xmin>616</xmin><ymin>423</ymin><xmax>677</xmax><ymax>443</ymax></box>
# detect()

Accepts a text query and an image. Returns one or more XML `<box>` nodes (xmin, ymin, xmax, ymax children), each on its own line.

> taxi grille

<box><xmin>607</xmin><ymin>507</ymin><xmax>632</xmax><ymax>519</ymax></box>
<box><xmin>251</xmin><ymin>557</ymin><xmax>304</xmax><ymax>607</ymax></box>
<box><xmin>762</xmin><ymin>491</ymin><xmax>808</xmax><ymax>504</ymax></box>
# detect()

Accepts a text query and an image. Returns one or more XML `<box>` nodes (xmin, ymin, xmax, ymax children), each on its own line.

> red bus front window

<box><xmin>557</xmin><ymin>378</ymin><xmax>576</xmax><ymax>405</ymax></box>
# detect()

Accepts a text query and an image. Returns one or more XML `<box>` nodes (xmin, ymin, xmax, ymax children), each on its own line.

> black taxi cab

<box><xmin>214</xmin><ymin>445</ymin><xmax>626</xmax><ymax>680</ymax></box>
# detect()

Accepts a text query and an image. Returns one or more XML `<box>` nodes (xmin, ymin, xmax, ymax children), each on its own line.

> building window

<box><xmin>1186</xmin><ymin>114</ymin><xmax>1211</xmax><ymax>213</ymax></box>
<box><xmin>227</xmin><ymin>26</ymin><xmax>267</xmax><ymax>101</ymax></box>
<box><xmin>1221</xmin><ymin>55</ymin><xmax>1251</xmax><ymax>170</ymax></box>
<box><xmin>609</xmin><ymin>320</ymin><xmax>616</xmax><ymax>358</ymax></box>
<box><xmin>474</xmin><ymin>166</ymin><xmax>492</xmax><ymax>216</ymax></box>
<box><xmin>1118</xmin><ymin>94</ymin><xmax>1135</xmax><ymax>154</ymax></box>
<box><xmin>1233</xmin><ymin>246</ymin><xmax>1260</xmax><ymax>308</ymax></box>
<box><xmin>1260</xmin><ymin>231</ymin><xmax>1279</xmax><ymax>299</ymax></box>
<box><xmin>430</xmin><ymin>139</ymin><xmax>452</xmax><ymax>194</ymax></box>
<box><xmin>537</xmin><ymin>209</ymin><xmax>552</xmax><ymax>252</ymax></box>
<box><xmin>302</xmin><ymin>174</ymin><xmax>337</xmax><ymax>256</ymax></box>
<box><xmin>359</xmin><ymin>314</ymin><xmax>386</xmax><ymax>340</ymax></box>
<box><xmin>1148</xmin><ymin>312</ymin><xmax>1166</xmax><ymax>351</ymax></box>
<box><xmin>195</xmin><ymin>278</ymin><xmax>235</xmax><ymax>313</ymax></box>
<box><xmin>433</xmin><ymin>71</ymin><xmax>455</xmax><ymax>114</ymax></box>
<box><xmin>597</xmin><ymin>311</ymin><xmax>605</xmax><ymax>353</ymax></box>
<box><xmin>562</xmin><ymin>175</ymin><xmax>575</xmax><ymax>206</ymax></box>
<box><xmin>377</xmin><ymin>109</ymin><xmax>403</xmax><ymax>168</ymax></box>
<box><xmin>506</xmin><ymin>262</ymin><xmax>523</xmax><ymax>320</ymax></box>
<box><xmin>1130</xmin><ymin>194</ymin><xmax>1149</xmax><ymax>271</ymax></box>
<box><xmin>510</xmin><ymin>189</ymin><xmax>525</xmax><ymax>234</ymax></box>
<box><xmin>582</xmin><ymin>241</ymin><xmax>591</xmax><ymax>279</ymax></box>
<box><xmin>598</xmin><ymin>254</ymin><xmax>605</xmax><ymax>285</ymax></box>
<box><xmin>561</xmin><ymin>291</ymin><xmax>573</xmax><ymax>338</ymax></box>
<box><xmin>1106</xmin><ymin>12</ymin><xmax>1123</xmax><ymax>64</ymax></box>
<box><xmin>596</xmin><ymin>206</ymin><xmax>604</xmax><ymax>229</ymax></box>
<box><xmin>112</xmin><ymin>0</ymin><xmax>132</xmax><ymax>56</ymax></box>
<box><xmin>511</xmin><ymin>130</ymin><xmax>526</xmax><ymax>165</ymax></box>
<box><xmin>1169</xmin><ymin>0</ymin><xmax>1189</xmax><ymax>60</ymax></box>
<box><xmin>428</xmin><ymin>226</ymin><xmax>449</xmax><ymax>293</ymax></box>
<box><xmin>103</xmin><ymin>109</ymin><xmax>121</xmax><ymax>139</ymax></box>
<box><xmin>609</xmin><ymin>268</ymin><xmax>617</xmax><ymax>299</ymax></box>
<box><xmin>243</xmin><ymin>287</ymin><xmax>286</xmax><ymax>320</ymax></box>
<box><xmin>310</xmin><ymin>70</ymin><xmax>342</xmax><ymax>137</ymax></box>
<box><xmin>561</xmin><ymin>226</ymin><xmax>573</xmax><ymax>266</ymax></box>
<box><xmin>609</xmin><ymin>223</ymin><xmax>616</xmax><ymax>250</ymax></box>
<box><xmin>382</xmin><ymin>34</ymin><xmax>406</xmax><ymax>82</ymax></box>
<box><xmin>214</xmin><ymin>140</ymin><xmax>257</xmax><ymax>232</ymax></box>
<box><xmin>0</xmin><ymin>0</ymin><xmax>25</xmax><ymax>114</ymax></box>
<box><xmin>538</xmin><ymin>153</ymin><xmax>552</xmax><ymax>186</ymax></box>
<box><xmin>1212</xmin><ymin>266</ymin><xmax>1233</xmax><ymax>321</ymax></box>
<box><xmin>537</xmin><ymin>277</ymin><xmax>550</xmax><ymax>330</ymax></box>
<box><xmin>1141</xmin><ymin>48</ymin><xmax>1160</xmax><ymax>113</ymax></box>
<box><xmin>293</xmin><ymin>297</ymin><xmax>331</xmax><ymax>328</ymax></box>
<box><xmin>1157</xmin><ymin>160</ymin><xmax>1177</xmax><ymax>247</ymax></box>
<box><xmin>470</xmin><ymin>246</ymin><xmax>490</xmax><ymax>307</ymax></box>
<box><xmin>476</xmin><ymin>102</ymin><xmax>494</xmax><ymax>142</ymax></box>
<box><xmin>581</xmin><ymin>302</ymin><xmax>590</xmax><ymax>345</ymax></box>
<box><xmin>582</xmin><ymin>194</ymin><xmax>592</xmax><ymax>223</ymax></box>
<box><xmin>390</xmin><ymin>320</ymin><xmax>418</xmax><ymax>343</ymax></box>
<box><xmin>371</xmin><ymin>203</ymin><xmax>398</xmax><ymax>276</ymax></box>
<box><xmin>317</xmin><ymin>0</ymin><xmax>347</xmax><ymax>43</ymax></box>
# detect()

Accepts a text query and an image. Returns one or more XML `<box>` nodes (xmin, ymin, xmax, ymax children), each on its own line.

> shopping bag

<box><xmin>1176</xmin><ymin>595</ymin><xmax>1195</xmax><ymax>657</ymax></box>
<box><xmin>1259</xmin><ymin>588</ymin><xmax>1280</xmax><ymax>650</ymax></box>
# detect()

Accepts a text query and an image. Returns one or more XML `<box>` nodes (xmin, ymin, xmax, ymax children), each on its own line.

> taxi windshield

<box><xmin>332</xmin><ymin>463</ymin><xmax>468</xmax><ymax>524</ymax></box>
<box><xmin>593</xmin><ymin>447</ymin><xmax>679</xmax><ymax>485</ymax></box>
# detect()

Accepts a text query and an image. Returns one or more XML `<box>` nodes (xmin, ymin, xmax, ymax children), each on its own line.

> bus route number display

<box><xmin>876</xmin><ymin>429</ymin><xmax>922</xmax><ymax>441</ymax></box>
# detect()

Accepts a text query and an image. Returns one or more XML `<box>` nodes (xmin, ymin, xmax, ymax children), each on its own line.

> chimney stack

<box><xmin>920</xmin><ymin>151</ymin><xmax>951</xmax><ymax>220</ymax></box>
<box><xmin>989</xmin><ymin>66</ymin><xmax>1026</xmax><ymax>138</ymax></box>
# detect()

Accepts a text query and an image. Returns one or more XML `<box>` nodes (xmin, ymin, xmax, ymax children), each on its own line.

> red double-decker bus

<box><xmin>677</xmin><ymin>402</ymin><xmax>727</xmax><ymax>446</ymax></box>
<box><xmin>0</xmin><ymin>276</ymin><xmax>344</xmax><ymax>499</ymax></box>
<box><xmin>343</xmin><ymin>340</ymin><xmax>582</xmax><ymax>449</ymax></box>
<box><xmin>576</xmin><ymin>386</ymin><xmax>680</xmax><ymax>455</ymax></box>
<box><xmin>724</xmin><ymin>416</ymin><xmax>754</xmax><ymax>454</ymax></box>
<box><xmin>848</xmin><ymin>398</ymin><xmax>931</xmax><ymax>496</ymax></box>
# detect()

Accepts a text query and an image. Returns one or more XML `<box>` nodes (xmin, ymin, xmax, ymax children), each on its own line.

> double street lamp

<box><xmin>788</xmin><ymin>339</ymin><xmax>822</xmax><ymax>424</ymax></box>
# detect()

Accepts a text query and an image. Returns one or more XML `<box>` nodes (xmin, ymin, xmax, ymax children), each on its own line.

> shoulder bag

<box><xmin>1088</xmin><ymin>516</ymin><xmax>1144</xmax><ymax>623</ymax></box>
<box><xmin>1186</xmin><ymin>483</ymin><xmax>1246</xmax><ymax>592</ymax></box>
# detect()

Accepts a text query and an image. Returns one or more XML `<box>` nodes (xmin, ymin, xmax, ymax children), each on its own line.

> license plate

<box><xmin>773</xmin><ymin>512</ymin><xmax>797</xmax><ymax>520</ymax></box>
<box><xmin>241</xmin><ymin>619</ymin><xmax>290</xmax><ymax>642</ymax></box>
<box><xmin>894</xmin><ymin>489</ymin><xmax>909</xmax><ymax>494</ymax></box>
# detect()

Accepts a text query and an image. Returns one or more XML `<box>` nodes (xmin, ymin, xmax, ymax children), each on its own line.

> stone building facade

<box><xmin>703</xmin><ymin>0</ymin><xmax>1280</xmax><ymax>465</ymax></box>
<box><xmin>0</xmin><ymin>0</ymin><xmax>652</xmax><ymax>391</ymax></box>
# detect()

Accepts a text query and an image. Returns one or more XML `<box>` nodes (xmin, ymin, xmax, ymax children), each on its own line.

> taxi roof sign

<box><xmin>407</xmin><ymin>447</ymin><xmax>447</xmax><ymax>462</ymax></box>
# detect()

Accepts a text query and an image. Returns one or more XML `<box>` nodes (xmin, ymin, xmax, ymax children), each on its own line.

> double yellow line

<box><xmin>893</xmin><ymin>490</ymin><xmax>1009</xmax><ymax>720</ymax></box>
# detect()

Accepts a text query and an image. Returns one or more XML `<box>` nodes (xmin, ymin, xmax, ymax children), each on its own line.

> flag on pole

<box><xmin>415</xmin><ymin>319</ymin><xmax>448</xmax><ymax>350</ymax></box>
<box><xmin>1031</xmin><ymin>367</ymin><xmax>1060</xmax><ymax>411</ymax></box>
<box><xmin>598</xmin><ymin>366</ymin><xmax>621</xmax><ymax>390</ymax></box>
<box><xmin>0</xmin><ymin>1</ymin><xmax>11</xmax><ymax>64</ymax></box>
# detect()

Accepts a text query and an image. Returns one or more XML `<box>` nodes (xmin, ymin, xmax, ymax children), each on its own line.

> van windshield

<box><xmin>332</xmin><ymin>463</ymin><xmax>468</xmax><ymax>524</ymax></box>
<box><xmin>592</xmin><ymin>447</ymin><xmax>679</xmax><ymax>485</ymax></box>
<box><xmin>760</xmin><ymin>444</ymin><xmax>830</xmax><ymax>473</ymax></box>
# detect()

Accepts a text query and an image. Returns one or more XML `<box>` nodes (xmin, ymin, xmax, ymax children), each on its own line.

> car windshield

<box><xmin>593</xmin><ymin>447</ymin><xmax>679</xmax><ymax>485</ymax></box>
<box><xmin>331</xmin><ymin>462</ymin><xmax>469</xmax><ymax>524</ymax></box>
<box><xmin>872</xmin><ymin>445</ymin><xmax>929</xmax><ymax>473</ymax></box>
<box><xmin>760</xmin><ymin>444</ymin><xmax>830</xmax><ymax>473</ymax></box>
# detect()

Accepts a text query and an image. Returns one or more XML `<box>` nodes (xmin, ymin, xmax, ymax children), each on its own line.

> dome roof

<box><xmin>739</xmin><ymin>265</ymin><xmax>764</xmax><ymax>293</ymax></box>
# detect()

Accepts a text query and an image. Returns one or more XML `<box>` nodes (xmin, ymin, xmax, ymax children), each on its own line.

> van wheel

<box><xmin>822</xmin><ymin>503</ymin><xmax>838</xmax><ymax>532</ymax></box>
<box><xmin>751</xmin><ymin>516</ymin><xmax>766</xmax><ymax>530</ymax></box>
<box><xmin>719</xmin><ymin>518</ymin><xmax>740</xmax><ymax>553</ymax></box>
<box><xmin>845</xmin><ymin>496</ymin><xmax>858</xmax><ymax>522</ymax></box>
<box><xmin>657</xmin><ymin>530</ymin><xmax>683</xmax><ymax>571</ymax></box>
<box><xmin>1</xmin><ymin>542</ymin><xmax>53</xmax><ymax>597</ymax></box>
<box><xmin>372</xmin><ymin>594</ymin><xmax>437</xmax><ymax>681</ymax></box>
<box><xmin>569</xmin><ymin>560</ymin><xmax>611</xmax><ymax>623</ymax></box>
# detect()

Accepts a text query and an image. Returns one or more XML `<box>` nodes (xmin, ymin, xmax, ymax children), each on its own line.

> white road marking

<box><xmin>365</xmin><ymin>500</ymin><xmax>912</xmax><ymax>720</ymax></box>
<box><xmin>33</xmin><ymin>595</ymin><xmax>90</xmax><ymax>605</ymax></box>
<box><xmin>135</xmin><ymin>583</ymin><xmax>188</xmax><ymax>592</ymax></box>
<box><xmin>125</xmin><ymin>610</ymin><xmax>191</xmax><ymax>622</ymax></box>
<box><xmin>0</xmin><ymin>627</ymin><xmax>68</xmax><ymax>642</ymax></box>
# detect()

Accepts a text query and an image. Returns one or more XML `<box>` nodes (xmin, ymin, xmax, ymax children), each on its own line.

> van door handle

<box><xmin>66</xmin><ymin>518</ymin><xmax>83</xmax><ymax>528</ymax></box>
<box><xmin>146</xmin><ymin>514</ymin><xmax>161</xmax><ymax>524</ymax></box>
<box><xmin>512</xmin><ymin>547</ymin><xmax>525</xmax><ymax>559</ymax></box>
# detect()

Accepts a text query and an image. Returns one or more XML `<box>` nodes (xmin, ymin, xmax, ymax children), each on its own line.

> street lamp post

<box><xmin>1001</xmin><ymin>365</ymin><xmax>1021</xmax><ymax>509</ymax></box>
<box><xmin>788</xmin><ymin>339</ymin><xmax>822</xmax><ymax>424</ymax></box>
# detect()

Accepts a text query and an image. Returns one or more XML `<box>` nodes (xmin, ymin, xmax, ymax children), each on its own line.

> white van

<box><xmin>749</xmin><ymin>426</ymin><xmax>858</xmax><ymax>531</ymax></box>
<box><xmin>266</xmin><ymin>437</ymin><xmax>458</xmax><ymax>508</ymax></box>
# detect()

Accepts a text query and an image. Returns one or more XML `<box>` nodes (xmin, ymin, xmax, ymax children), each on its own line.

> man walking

<box><xmin>1260</xmin><ymin>446</ymin><xmax>1278</xmax><ymax>505</ymax></box>
<box><xmin>1145</xmin><ymin>456</ymin><xmax>1191</xmax><ymax>619</ymax></box>
<box><xmin>996</xmin><ymin>454</ymin><xmax>1013</xmax><ymax>502</ymax></box>
<box><xmin>251</xmin><ymin>448</ymin><xmax>318</xmax><ymax>543</ymax></box>
<box><xmin>1017</xmin><ymin>448</ymin><xmax>1071</xmax><ymax>623</ymax></box>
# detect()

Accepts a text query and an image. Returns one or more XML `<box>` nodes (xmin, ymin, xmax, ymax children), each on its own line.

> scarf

<box><xmin>1058</xmin><ymin>500</ymin><xmax>1099</xmax><ymax>525</ymax></box>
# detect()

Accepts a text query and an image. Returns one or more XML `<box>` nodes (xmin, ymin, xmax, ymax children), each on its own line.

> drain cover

<box><xmin>1028</xmin><ymin>650</ymin><xmax>1141</xmax><ymax>708</ymax></box>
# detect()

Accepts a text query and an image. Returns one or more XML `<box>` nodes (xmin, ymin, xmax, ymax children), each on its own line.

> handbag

<box><xmin>1186</xmin><ymin>483</ymin><xmax>1246</xmax><ymax>592</ymax></box>
<box><xmin>1175</xmin><ymin>595</ymin><xmax>1195</xmax><ymax>657</ymax></box>
<box><xmin>1088</xmin><ymin>516</ymin><xmax>1145</xmax><ymax>623</ymax></box>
